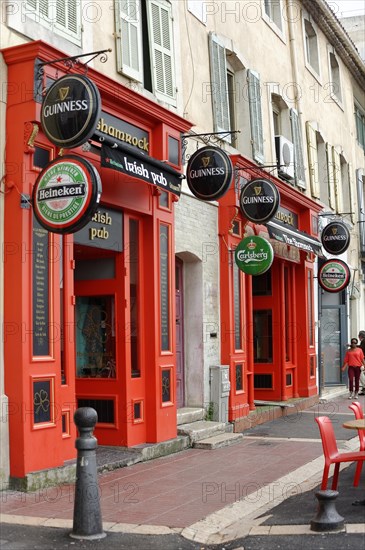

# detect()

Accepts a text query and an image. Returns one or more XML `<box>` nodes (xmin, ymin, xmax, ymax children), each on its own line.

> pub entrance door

<box><xmin>74</xmin><ymin>243</ymin><xmax>126</xmax><ymax>445</ymax></box>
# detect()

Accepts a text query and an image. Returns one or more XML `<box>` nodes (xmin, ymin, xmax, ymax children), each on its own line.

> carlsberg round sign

<box><xmin>235</xmin><ymin>236</ymin><xmax>274</xmax><ymax>275</ymax></box>
<box><xmin>33</xmin><ymin>156</ymin><xmax>102</xmax><ymax>234</ymax></box>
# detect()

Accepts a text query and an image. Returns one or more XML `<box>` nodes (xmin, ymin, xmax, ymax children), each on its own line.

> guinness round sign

<box><xmin>239</xmin><ymin>178</ymin><xmax>280</xmax><ymax>223</ymax></box>
<box><xmin>235</xmin><ymin>236</ymin><xmax>274</xmax><ymax>276</ymax></box>
<box><xmin>186</xmin><ymin>146</ymin><xmax>233</xmax><ymax>200</ymax></box>
<box><xmin>321</xmin><ymin>221</ymin><xmax>350</xmax><ymax>255</ymax></box>
<box><xmin>318</xmin><ymin>259</ymin><xmax>351</xmax><ymax>293</ymax></box>
<box><xmin>33</xmin><ymin>156</ymin><xmax>102</xmax><ymax>234</ymax></box>
<box><xmin>41</xmin><ymin>75</ymin><xmax>101</xmax><ymax>148</ymax></box>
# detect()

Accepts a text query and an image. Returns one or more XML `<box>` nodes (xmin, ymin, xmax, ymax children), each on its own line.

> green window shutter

<box><xmin>247</xmin><ymin>70</ymin><xmax>264</xmax><ymax>164</ymax></box>
<box><xmin>332</xmin><ymin>148</ymin><xmax>343</xmax><ymax>214</ymax></box>
<box><xmin>147</xmin><ymin>0</ymin><xmax>176</xmax><ymax>103</ymax></box>
<box><xmin>115</xmin><ymin>0</ymin><xmax>143</xmax><ymax>82</ymax></box>
<box><xmin>305</xmin><ymin>122</ymin><xmax>320</xmax><ymax>199</ymax></box>
<box><xmin>290</xmin><ymin>108</ymin><xmax>306</xmax><ymax>189</ymax></box>
<box><xmin>326</xmin><ymin>143</ymin><xmax>336</xmax><ymax>210</ymax></box>
<box><xmin>208</xmin><ymin>33</ymin><xmax>230</xmax><ymax>133</ymax></box>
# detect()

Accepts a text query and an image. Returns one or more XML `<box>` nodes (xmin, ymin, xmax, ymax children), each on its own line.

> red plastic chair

<box><xmin>349</xmin><ymin>402</ymin><xmax>365</xmax><ymax>482</ymax></box>
<box><xmin>315</xmin><ymin>416</ymin><xmax>365</xmax><ymax>490</ymax></box>
<box><xmin>351</xmin><ymin>401</ymin><xmax>364</xmax><ymax>419</ymax></box>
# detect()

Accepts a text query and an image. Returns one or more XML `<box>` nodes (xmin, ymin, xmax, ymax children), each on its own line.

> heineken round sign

<box><xmin>186</xmin><ymin>146</ymin><xmax>233</xmax><ymax>200</ymax></box>
<box><xmin>41</xmin><ymin>75</ymin><xmax>101</xmax><ymax>148</ymax></box>
<box><xmin>32</xmin><ymin>156</ymin><xmax>102</xmax><ymax>234</ymax></box>
<box><xmin>239</xmin><ymin>178</ymin><xmax>280</xmax><ymax>223</ymax></box>
<box><xmin>235</xmin><ymin>236</ymin><xmax>274</xmax><ymax>275</ymax></box>
<box><xmin>318</xmin><ymin>259</ymin><xmax>351</xmax><ymax>293</ymax></box>
<box><xmin>321</xmin><ymin>221</ymin><xmax>350</xmax><ymax>255</ymax></box>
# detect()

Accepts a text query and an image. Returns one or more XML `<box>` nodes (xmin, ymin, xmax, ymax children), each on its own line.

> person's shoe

<box><xmin>354</xmin><ymin>393</ymin><xmax>359</xmax><ymax>399</ymax></box>
<box><xmin>348</xmin><ymin>392</ymin><xmax>354</xmax><ymax>399</ymax></box>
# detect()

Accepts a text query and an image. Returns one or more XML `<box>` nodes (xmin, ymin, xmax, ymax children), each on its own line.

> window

<box><xmin>355</xmin><ymin>104</ymin><xmax>365</xmax><ymax>152</ymax></box>
<box><xmin>264</xmin><ymin>0</ymin><xmax>283</xmax><ymax>31</ymax></box>
<box><xmin>306</xmin><ymin>121</ymin><xmax>320</xmax><ymax>199</ymax></box>
<box><xmin>247</xmin><ymin>70</ymin><xmax>264</xmax><ymax>163</ymax></box>
<box><xmin>115</xmin><ymin>0</ymin><xmax>176</xmax><ymax>105</ymax></box>
<box><xmin>187</xmin><ymin>0</ymin><xmax>206</xmax><ymax>24</ymax></box>
<box><xmin>208</xmin><ymin>33</ymin><xmax>231</xmax><ymax>136</ymax></box>
<box><xmin>208</xmin><ymin>33</ymin><xmax>242</xmax><ymax>146</ymax></box>
<box><xmin>304</xmin><ymin>18</ymin><xmax>319</xmax><ymax>75</ymax></box>
<box><xmin>270</xmin><ymin>91</ymin><xmax>305</xmax><ymax>187</ymax></box>
<box><xmin>25</xmin><ymin>0</ymin><xmax>81</xmax><ymax>44</ymax></box>
<box><xmin>329</xmin><ymin>51</ymin><xmax>342</xmax><ymax>102</ymax></box>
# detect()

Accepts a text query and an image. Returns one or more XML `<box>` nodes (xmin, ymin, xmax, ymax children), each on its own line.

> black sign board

<box><xmin>32</xmin><ymin>217</ymin><xmax>50</xmax><ymax>356</ymax></box>
<box><xmin>95</xmin><ymin>111</ymin><xmax>149</xmax><ymax>153</ymax></box>
<box><xmin>267</xmin><ymin>221</ymin><xmax>323</xmax><ymax>256</ymax></box>
<box><xmin>41</xmin><ymin>74</ymin><xmax>101</xmax><ymax>148</ymax></box>
<box><xmin>74</xmin><ymin>208</ymin><xmax>123</xmax><ymax>251</ymax></box>
<box><xmin>186</xmin><ymin>146</ymin><xmax>233</xmax><ymax>200</ymax></box>
<box><xmin>239</xmin><ymin>178</ymin><xmax>280</xmax><ymax>223</ymax></box>
<box><xmin>101</xmin><ymin>144</ymin><xmax>182</xmax><ymax>196</ymax></box>
<box><xmin>321</xmin><ymin>221</ymin><xmax>350</xmax><ymax>255</ymax></box>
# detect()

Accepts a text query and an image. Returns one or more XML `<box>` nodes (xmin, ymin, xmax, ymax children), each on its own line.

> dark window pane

<box><xmin>168</xmin><ymin>136</ymin><xmax>179</xmax><ymax>165</ymax></box>
<box><xmin>254</xmin><ymin>310</ymin><xmax>273</xmax><ymax>362</ymax></box>
<box><xmin>162</xmin><ymin>369</ymin><xmax>171</xmax><ymax>402</ymax></box>
<box><xmin>34</xmin><ymin>147</ymin><xmax>50</xmax><ymax>169</ymax></box>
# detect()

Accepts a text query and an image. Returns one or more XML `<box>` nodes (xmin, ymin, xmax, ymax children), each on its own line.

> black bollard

<box><xmin>70</xmin><ymin>407</ymin><xmax>106</xmax><ymax>540</ymax></box>
<box><xmin>310</xmin><ymin>490</ymin><xmax>344</xmax><ymax>532</ymax></box>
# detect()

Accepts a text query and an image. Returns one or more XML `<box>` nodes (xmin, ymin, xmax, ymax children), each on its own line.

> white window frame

<box><xmin>302</xmin><ymin>15</ymin><xmax>320</xmax><ymax>78</ymax></box>
<box><xmin>208</xmin><ymin>33</ymin><xmax>231</xmax><ymax>135</ymax></box>
<box><xmin>328</xmin><ymin>48</ymin><xmax>343</xmax><ymax>106</ymax></box>
<box><xmin>247</xmin><ymin>69</ymin><xmax>265</xmax><ymax>164</ymax></box>
<box><xmin>23</xmin><ymin>0</ymin><xmax>82</xmax><ymax>45</ymax></box>
<box><xmin>262</xmin><ymin>0</ymin><xmax>285</xmax><ymax>40</ymax></box>
<box><xmin>115</xmin><ymin>0</ymin><xmax>176</xmax><ymax>106</ymax></box>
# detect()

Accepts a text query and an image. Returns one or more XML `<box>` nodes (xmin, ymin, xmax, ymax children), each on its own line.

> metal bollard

<box><xmin>70</xmin><ymin>407</ymin><xmax>106</xmax><ymax>540</ymax></box>
<box><xmin>310</xmin><ymin>490</ymin><xmax>344</xmax><ymax>532</ymax></box>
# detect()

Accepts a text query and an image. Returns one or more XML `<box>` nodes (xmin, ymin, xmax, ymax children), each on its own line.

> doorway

<box><xmin>74</xmin><ymin>246</ymin><xmax>124</xmax><ymax>444</ymax></box>
<box><xmin>175</xmin><ymin>258</ymin><xmax>185</xmax><ymax>408</ymax></box>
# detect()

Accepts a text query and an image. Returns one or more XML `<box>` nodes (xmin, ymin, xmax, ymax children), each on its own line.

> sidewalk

<box><xmin>1</xmin><ymin>393</ymin><xmax>365</xmax><ymax>549</ymax></box>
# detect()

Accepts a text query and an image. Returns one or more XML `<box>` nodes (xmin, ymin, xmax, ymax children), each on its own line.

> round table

<box><xmin>342</xmin><ymin>418</ymin><xmax>365</xmax><ymax>505</ymax></box>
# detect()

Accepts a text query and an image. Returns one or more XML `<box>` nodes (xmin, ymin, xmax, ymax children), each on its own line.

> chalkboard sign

<box><xmin>33</xmin><ymin>217</ymin><xmax>50</xmax><ymax>356</ymax></box>
<box><xmin>33</xmin><ymin>379</ymin><xmax>52</xmax><ymax>424</ymax></box>
<box><xmin>160</xmin><ymin>225</ymin><xmax>170</xmax><ymax>351</ymax></box>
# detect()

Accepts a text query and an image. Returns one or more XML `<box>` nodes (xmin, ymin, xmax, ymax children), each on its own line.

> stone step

<box><xmin>177</xmin><ymin>420</ymin><xmax>226</xmax><ymax>443</ymax></box>
<box><xmin>177</xmin><ymin>407</ymin><xmax>206</xmax><ymax>425</ymax></box>
<box><xmin>194</xmin><ymin>432</ymin><xmax>244</xmax><ymax>450</ymax></box>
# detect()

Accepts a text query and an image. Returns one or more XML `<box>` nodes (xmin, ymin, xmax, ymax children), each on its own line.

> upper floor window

<box><xmin>355</xmin><ymin>104</ymin><xmax>365</xmax><ymax>152</ymax></box>
<box><xmin>270</xmin><ymin>90</ymin><xmax>305</xmax><ymax>188</ymax></box>
<box><xmin>115</xmin><ymin>0</ymin><xmax>176</xmax><ymax>106</ymax></box>
<box><xmin>208</xmin><ymin>33</ymin><xmax>238</xmax><ymax>146</ymax></box>
<box><xmin>328</xmin><ymin>51</ymin><xmax>342</xmax><ymax>103</ymax></box>
<box><xmin>304</xmin><ymin>18</ymin><xmax>320</xmax><ymax>75</ymax></box>
<box><xmin>264</xmin><ymin>0</ymin><xmax>283</xmax><ymax>32</ymax></box>
<box><xmin>25</xmin><ymin>0</ymin><xmax>81</xmax><ymax>44</ymax></box>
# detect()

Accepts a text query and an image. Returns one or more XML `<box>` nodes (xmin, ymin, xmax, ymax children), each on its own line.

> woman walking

<box><xmin>342</xmin><ymin>338</ymin><xmax>365</xmax><ymax>399</ymax></box>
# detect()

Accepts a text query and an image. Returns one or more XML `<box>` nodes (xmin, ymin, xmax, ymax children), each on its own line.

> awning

<box><xmin>99</xmin><ymin>138</ymin><xmax>184</xmax><ymax>197</ymax></box>
<box><xmin>267</xmin><ymin>221</ymin><xmax>323</xmax><ymax>256</ymax></box>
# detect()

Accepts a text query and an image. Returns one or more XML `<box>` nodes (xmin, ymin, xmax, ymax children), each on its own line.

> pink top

<box><xmin>343</xmin><ymin>347</ymin><xmax>365</xmax><ymax>367</ymax></box>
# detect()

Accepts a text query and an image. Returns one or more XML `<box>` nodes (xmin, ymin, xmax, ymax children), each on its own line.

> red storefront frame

<box><xmin>2</xmin><ymin>41</ymin><xmax>191</xmax><ymax>480</ymax></box>
<box><xmin>219</xmin><ymin>155</ymin><xmax>322</xmax><ymax>422</ymax></box>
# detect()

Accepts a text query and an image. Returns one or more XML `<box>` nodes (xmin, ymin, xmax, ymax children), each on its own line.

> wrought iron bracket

<box><xmin>181</xmin><ymin>130</ymin><xmax>240</xmax><ymax>164</ymax></box>
<box><xmin>34</xmin><ymin>48</ymin><xmax>112</xmax><ymax>102</ymax></box>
